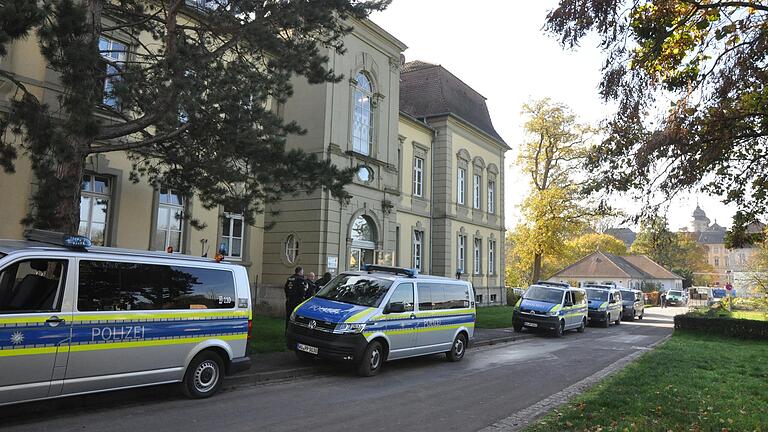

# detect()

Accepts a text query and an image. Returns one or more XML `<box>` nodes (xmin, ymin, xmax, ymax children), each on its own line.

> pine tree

<box><xmin>0</xmin><ymin>0</ymin><xmax>389</xmax><ymax>233</ymax></box>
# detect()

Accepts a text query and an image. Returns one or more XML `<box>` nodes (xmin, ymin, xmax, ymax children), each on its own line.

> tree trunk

<box><xmin>52</xmin><ymin>147</ymin><xmax>86</xmax><ymax>234</ymax></box>
<box><xmin>532</xmin><ymin>253</ymin><xmax>543</xmax><ymax>283</ymax></box>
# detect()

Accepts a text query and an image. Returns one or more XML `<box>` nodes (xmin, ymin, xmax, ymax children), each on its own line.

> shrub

<box><xmin>506</xmin><ymin>288</ymin><xmax>520</xmax><ymax>306</ymax></box>
<box><xmin>674</xmin><ymin>313</ymin><xmax>768</xmax><ymax>340</ymax></box>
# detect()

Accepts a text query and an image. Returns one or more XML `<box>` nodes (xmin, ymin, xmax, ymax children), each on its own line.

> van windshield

<box><xmin>523</xmin><ymin>286</ymin><xmax>563</xmax><ymax>304</ymax></box>
<box><xmin>586</xmin><ymin>289</ymin><xmax>609</xmax><ymax>302</ymax></box>
<box><xmin>315</xmin><ymin>275</ymin><xmax>393</xmax><ymax>307</ymax></box>
<box><xmin>620</xmin><ymin>290</ymin><xmax>635</xmax><ymax>300</ymax></box>
<box><xmin>668</xmin><ymin>291</ymin><xmax>682</xmax><ymax>296</ymax></box>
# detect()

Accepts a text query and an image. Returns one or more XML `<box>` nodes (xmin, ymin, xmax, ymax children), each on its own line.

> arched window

<box><xmin>285</xmin><ymin>234</ymin><xmax>299</xmax><ymax>263</ymax></box>
<box><xmin>352</xmin><ymin>72</ymin><xmax>373</xmax><ymax>156</ymax></box>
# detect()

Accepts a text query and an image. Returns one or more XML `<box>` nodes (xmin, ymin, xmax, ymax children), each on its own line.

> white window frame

<box><xmin>220</xmin><ymin>212</ymin><xmax>244</xmax><ymax>260</ymax></box>
<box><xmin>352</xmin><ymin>72</ymin><xmax>374</xmax><ymax>156</ymax></box>
<box><xmin>99</xmin><ymin>36</ymin><xmax>127</xmax><ymax>108</ymax></box>
<box><xmin>457</xmin><ymin>168</ymin><xmax>466</xmax><ymax>205</ymax></box>
<box><xmin>458</xmin><ymin>235</ymin><xmax>466</xmax><ymax>273</ymax></box>
<box><xmin>473</xmin><ymin>238</ymin><xmax>481</xmax><ymax>275</ymax></box>
<box><xmin>285</xmin><ymin>234</ymin><xmax>299</xmax><ymax>264</ymax></box>
<box><xmin>473</xmin><ymin>174</ymin><xmax>481</xmax><ymax>209</ymax></box>
<box><xmin>79</xmin><ymin>174</ymin><xmax>111</xmax><ymax>246</ymax></box>
<box><xmin>413</xmin><ymin>230</ymin><xmax>423</xmax><ymax>271</ymax></box>
<box><xmin>155</xmin><ymin>188</ymin><xmax>185</xmax><ymax>252</ymax></box>
<box><xmin>413</xmin><ymin>156</ymin><xmax>424</xmax><ymax>198</ymax></box>
<box><xmin>488</xmin><ymin>240</ymin><xmax>496</xmax><ymax>275</ymax></box>
<box><xmin>488</xmin><ymin>180</ymin><xmax>495</xmax><ymax>214</ymax></box>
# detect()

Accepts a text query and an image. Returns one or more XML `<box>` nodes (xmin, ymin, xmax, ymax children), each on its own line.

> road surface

<box><xmin>0</xmin><ymin>307</ymin><xmax>681</xmax><ymax>432</ymax></box>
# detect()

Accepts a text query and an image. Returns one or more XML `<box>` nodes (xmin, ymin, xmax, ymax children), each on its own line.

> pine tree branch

<box><xmin>91</xmin><ymin>123</ymin><xmax>191</xmax><ymax>153</ymax></box>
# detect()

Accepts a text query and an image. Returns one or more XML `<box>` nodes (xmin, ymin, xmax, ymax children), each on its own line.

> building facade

<box><xmin>0</xmin><ymin>16</ymin><xmax>507</xmax><ymax>314</ymax></box>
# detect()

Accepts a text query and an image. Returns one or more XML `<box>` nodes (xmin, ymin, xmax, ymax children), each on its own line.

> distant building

<box><xmin>604</xmin><ymin>228</ymin><xmax>636</xmax><ymax>248</ymax></box>
<box><xmin>684</xmin><ymin>205</ymin><xmax>764</xmax><ymax>287</ymax></box>
<box><xmin>548</xmin><ymin>251</ymin><xmax>683</xmax><ymax>291</ymax></box>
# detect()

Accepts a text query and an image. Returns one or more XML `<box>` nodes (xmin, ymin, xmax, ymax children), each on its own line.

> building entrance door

<box><xmin>349</xmin><ymin>216</ymin><xmax>377</xmax><ymax>271</ymax></box>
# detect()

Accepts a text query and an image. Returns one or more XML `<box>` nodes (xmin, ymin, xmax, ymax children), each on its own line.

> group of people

<box><xmin>284</xmin><ymin>266</ymin><xmax>333</xmax><ymax>329</ymax></box>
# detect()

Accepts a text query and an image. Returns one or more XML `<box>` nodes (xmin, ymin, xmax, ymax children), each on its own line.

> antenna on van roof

<box><xmin>24</xmin><ymin>229</ymin><xmax>92</xmax><ymax>250</ymax></box>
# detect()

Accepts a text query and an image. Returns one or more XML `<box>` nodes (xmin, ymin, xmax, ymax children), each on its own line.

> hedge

<box><xmin>674</xmin><ymin>314</ymin><xmax>768</xmax><ymax>340</ymax></box>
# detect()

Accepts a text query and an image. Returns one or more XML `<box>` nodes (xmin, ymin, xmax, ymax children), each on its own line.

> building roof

<box><xmin>693</xmin><ymin>205</ymin><xmax>707</xmax><ymax>219</ymax></box>
<box><xmin>550</xmin><ymin>251</ymin><xmax>682</xmax><ymax>281</ymax></box>
<box><xmin>622</xmin><ymin>255</ymin><xmax>683</xmax><ymax>280</ymax></box>
<box><xmin>698</xmin><ymin>230</ymin><xmax>726</xmax><ymax>244</ymax></box>
<box><xmin>399</xmin><ymin>61</ymin><xmax>508</xmax><ymax>147</ymax></box>
<box><xmin>604</xmin><ymin>228</ymin><xmax>637</xmax><ymax>247</ymax></box>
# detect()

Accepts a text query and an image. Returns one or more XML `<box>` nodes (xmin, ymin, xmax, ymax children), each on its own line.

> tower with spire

<box><xmin>691</xmin><ymin>204</ymin><xmax>711</xmax><ymax>232</ymax></box>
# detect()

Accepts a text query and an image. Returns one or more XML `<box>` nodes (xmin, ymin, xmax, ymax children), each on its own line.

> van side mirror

<box><xmin>385</xmin><ymin>303</ymin><xmax>406</xmax><ymax>314</ymax></box>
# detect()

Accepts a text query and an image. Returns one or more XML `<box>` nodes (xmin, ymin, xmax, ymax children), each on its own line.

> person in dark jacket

<box><xmin>315</xmin><ymin>272</ymin><xmax>333</xmax><ymax>288</ymax></box>
<box><xmin>284</xmin><ymin>266</ymin><xmax>308</xmax><ymax>330</ymax></box>
<box><xmin>305</xmin><ymin>272</ymin><xmax>318</xmax><ymax>299</ymax></box>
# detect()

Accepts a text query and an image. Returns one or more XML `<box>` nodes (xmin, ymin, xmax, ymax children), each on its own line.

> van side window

<box><xmin>78</xmin><ymin>261</ymin><xmax>236</xmax><ymax>311</ymax></box>
<box><xmin>564</xmin><ymin>291</ymin><xmax>573</xmax><ymax>305</ymax></box>
<box><xmin>418</xmin><ymin>283</ymin><xmax>469</xmax><ymax>310</ymax></box>
<box><xmin>572</xmin><ymin>290</ymin><xmax>586</xmax><ymax>305</ymax></box>
<box><xmin>387</xmin><ymin>283</ymin><xmax>414</xmax><ymax>312</ymax></box>
<box><xmin>0</xmin><ymin>259</ymin><xmax>66</xmax><ymax>313</ymax></box>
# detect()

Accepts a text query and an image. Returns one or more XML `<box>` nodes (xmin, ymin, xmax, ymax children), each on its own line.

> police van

<box><xmin>584</xmin><ymin>284</ymin><xmax>623</xmax><ymax>327</ymax></box>
<box><xmin>0</xmin><ymin>230</ymin><xmax>252</xmax><ymax>406</ymax></box>
<box><xmin>286</xmin><ymin>265</ymin><xmax>475</xmax><ymax>376</ymax></box>
<box><xmin>512</xmin><ymin>281</ymin><xmax>588</xmax><ymax>337</ymax></box>
<box><xmin>619</xmin><ymin>287</ymin><xmax>644</xmax><ymax>320</ymax></box>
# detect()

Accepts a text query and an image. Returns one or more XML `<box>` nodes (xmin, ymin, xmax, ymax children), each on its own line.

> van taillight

<box><xmin>247</xmin><ymin>319</ymin><xmax>253</xmax><ymax>340</ymax></box>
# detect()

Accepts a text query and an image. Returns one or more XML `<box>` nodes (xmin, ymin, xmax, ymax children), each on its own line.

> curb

<box><xmin>223</xmin><ymin>332</ymin><xmax>528</xmax><ymax>389</ymax></box>
<box><xmin>478</xmin><ymin>333</ymin><xmax>673</xmax><ymax>432</ymax></box>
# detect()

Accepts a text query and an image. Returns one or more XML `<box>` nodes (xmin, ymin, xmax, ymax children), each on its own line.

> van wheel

<box><xmin>638</xmin><ymin>312</ymin><xmax>644</xmax><ymax>320</ymax></box>
<box><xmin>513</xmin><ymin>323</ymin><xmax>523</xmax><ymax>332</ymax></box>
<box><xmin>615</xmin><ymin>316</ymin><xmax>621</xmax><ymax>325</ymax></box>
<box><xmin>446</xmin><ymin>333</ymin><xmax>468</xmax><ymax>362</ymax></box>
<box><xmin>182</xmin><ymin>351</ymin><xmax>224</xmax><ymax>399</ymax></box>
<box><xmin>554</xmin><ymin>320</ymin><xmax>565</xmax><ymax>338</ymax></box>
<box><xmin>602</xmin><ymin>316</ymin><xmax>610</xmax><ymax>328</ymax></box>
<box><xmin>577</xmin><ymin>318</ymin><xmax>586</xmax><ymax>333</ymax></box>
<box><xmin>357</xmin><ymin>341</ymin><xmax>384</xmax><ymax>377</ymax></box>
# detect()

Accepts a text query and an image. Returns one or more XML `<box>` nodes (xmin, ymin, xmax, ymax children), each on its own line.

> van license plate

<box><xmin>524</xmin><ymin>322</ymin><xmax>538</xmax><ymax>328</ymax></box>
<box><xmin>297</xmin><ymin>343</ymin><xmax>318</xmax><ymax>355</ymax></box>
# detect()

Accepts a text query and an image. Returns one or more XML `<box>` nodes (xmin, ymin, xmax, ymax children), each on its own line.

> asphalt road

<box><xmin>0</xmin><ymin>307</ymin><xmax>681</xmax><ymax>432</ymax></box>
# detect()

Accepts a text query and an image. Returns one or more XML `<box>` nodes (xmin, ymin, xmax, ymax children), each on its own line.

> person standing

<box><xmin>316</xmin><ymin>272</ymin><xmax>333</xmax><ymax>287</ymax></box>
<box><xmin>305</xmin><ymin>272</ymin><xmax>318</xmax><ymax>299</ymax></box>
<box><xmin>660</xmin><ymin>291</ymin><xmax>667</xmax><ymax>309</ymax></box>
<box><xmin>284</xmin><ymin>266</ymin><xmax>308</xmax><ymax>330</ymax></box>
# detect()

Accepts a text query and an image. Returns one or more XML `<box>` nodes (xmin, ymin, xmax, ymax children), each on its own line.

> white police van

<box><xmin>0</xmin><ymin>230</ymin><xmax>252</xmax><ymax>406</ymax></box>
<box><xmin>286</xmin><ymin>265</ymin><xmax>476</xmax><ymax>376</ymax></box>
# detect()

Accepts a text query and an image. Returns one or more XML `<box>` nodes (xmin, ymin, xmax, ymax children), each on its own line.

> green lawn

<box><xmin>475</xmin><ymin>305</ymin><xmax>514</xmax><ymax>329</ymax></box>
<box><xmin>525</xmin><ymin>332</ymin><xmax>768</xmax><ymax>432</ymax></box>
<box><xmin>250</xmin><ymin>314</ymin><xmax>287</xmax><ymax>354</ymax></box>
<box><xmin>689</xmin><ymin>305</ymin><xmax>768</xmax><ymax>321</ymax></box>
<box><xmin>732</xmin><ymin>310</ymin><xmax>768</xmax><ymax>321</ymax></box>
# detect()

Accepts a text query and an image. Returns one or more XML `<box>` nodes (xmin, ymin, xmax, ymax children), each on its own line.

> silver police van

<box><xmin>286</xmin><ymin>265</ymin><xmax>476</xmax><ymax>376</ymax></box>
<box><xmin>0</xmin><ymin>230</ymin><xmax>252</xmax><ymax>406</ymax></box>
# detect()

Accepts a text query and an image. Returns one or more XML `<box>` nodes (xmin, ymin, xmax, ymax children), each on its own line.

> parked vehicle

<box><xmin>584</xmin><ymin>284</ymin><xmax>623</xmax><ymax>327</ymax></box>
<box><xmin>666</xmin><ymin>289</ymin><xmax>687</xmax><ymax>307</ymax></box>
<box><xmin>0</xmin><ymin>230</ymin><xmax>252</xmax><ymax>407</ymax></box>
<box><xmin>512</xmin><ymin>281</ymin><xmax>587</xmax><ymax>338</ymax></box>
<box><xmin>619</xmin><ymin>288</ymin><xmax>644</xmax><ymax>320</ymax></box>
<box><xmin>286</xmin><ymin>265</ymin><xmax>475</xmax><ymax>377</ymax></box>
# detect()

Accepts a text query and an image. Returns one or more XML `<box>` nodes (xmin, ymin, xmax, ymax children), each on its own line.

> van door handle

<box><xmin>46</xmin><ymin>316</ymin><xmax>65</xmax><ymax>326</ymax></box>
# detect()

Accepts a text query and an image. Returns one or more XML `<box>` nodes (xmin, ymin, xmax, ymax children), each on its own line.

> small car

<box><xmin>584</xmin><ymin>284</ymin><xmax>623</xmax><ymax>327</ymax></box>
<box><xmin>619</xmin><ymin>288</ymin><xmax>644</xmax><ymax>320</ymax></box>
<box><xmin>286</xmin><ymin>265</ymin><xmax>475</xmax><ymax>376</ymax></box>
<box><xmin>512</xmin><ymin>281</ymin><xmax>588</xmax><ymax>338</ymax></box>
<box><xmin>665</xmin><ymin>289</ymin><xmax>687</xmax><ymax>307</ymax></box>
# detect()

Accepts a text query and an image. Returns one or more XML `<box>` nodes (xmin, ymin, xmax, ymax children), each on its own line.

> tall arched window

<box><xmin>352</xmin><ymin>72</ymin><xmax>373</xmax><ymax>156</ymax></box>
<box><xmin>285</xmin><ymin>234</ymin><xmax>299</xmax><ymax>264</ymax></box>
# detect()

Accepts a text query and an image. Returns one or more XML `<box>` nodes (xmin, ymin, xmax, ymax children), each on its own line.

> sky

<box><xmin>370</xmin><ymin>0</ymin><xmax>738</xmax><ymax>232</ymax></box>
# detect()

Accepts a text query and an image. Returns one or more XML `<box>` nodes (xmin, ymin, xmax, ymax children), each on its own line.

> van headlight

<box><xmin>335</xmin><ymin>323</ymin><xmax>366</xmax><ymax>334</ymax></box>
<box><xmin>598</xmin><ymin>303</ymin><xmax>608</xmax><ymax>311</ymax></box>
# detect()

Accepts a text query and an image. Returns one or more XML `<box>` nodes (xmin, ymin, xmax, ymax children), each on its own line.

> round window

<box><xmin>357</xmin><ymin>166</ymin><xmax>373</xmax><ymax>183</ymax></box>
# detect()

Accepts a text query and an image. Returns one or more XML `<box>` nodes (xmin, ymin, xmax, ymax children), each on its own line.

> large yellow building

<box><xmin>0</xmin><ymin>13</ymin><xmax>507</xmax><ymax>313</ymax></box>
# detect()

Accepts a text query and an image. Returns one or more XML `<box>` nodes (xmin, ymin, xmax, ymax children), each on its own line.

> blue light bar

<box><xmin>64</xmin><ymin>235</ymin><xmax>92</xmax><ymax>248</ymax></box>
<box><xmin>363</xmin><ymin>264</ymin><xmax>416</xmax><ymax>278</ymax></box>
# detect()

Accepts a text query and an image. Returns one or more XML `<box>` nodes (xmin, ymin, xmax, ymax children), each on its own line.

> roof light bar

<box><xmin>535</xmin><ymin>280</ymin><xmax>570</xmax><ymax>288</ymax></box>
<box><xmin>363</xmin><ymin>264</ymin><xmax>417</xmax><ymax>278</ymax></box>
<box><xmin>24</xmin><ymin>229</ymin><xmax>92</xmax><ymax>250</ymax></box>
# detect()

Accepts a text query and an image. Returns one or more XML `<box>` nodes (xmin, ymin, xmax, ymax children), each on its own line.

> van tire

<box><xmin>638</xmin><ymin>312</ymin><xmax>644</xmax><ymax>320</ymax></box>
<box><xmin>602</xmin><ymin>316</ymin><xmax>610</xmax><ymax>328</ymax></box>
<box><xmin>513</xmin><ymin>323</ymin><xmax>523</xmax><ymax>332</ymax></box>
<box><xmin>615</xmin><ymin>316</ymin><xmax>621</xmax><ymax>325</ymax></box>
<box><xmin>182</xmin><ymin>351</ymin><xmax>224</xmax><ymax>399</ymax></box>
<box><xmin>357</xmin><ymin>341</ymin><xmax>384</xmax><ymax>377</ymax></box>
<box><xmin>446</xmin><ymin>333</ymin><xmax>467</xmax><ymax>362</ymax></box>
<box><xmin>554</xmin><ymin>320</ymin><xmax>565</xmax><ymax>338</ymax></box>
<box><xmin>577</xmin><ymin>318</ymin><xmax>586</xmax><ymax>333</ymax></box>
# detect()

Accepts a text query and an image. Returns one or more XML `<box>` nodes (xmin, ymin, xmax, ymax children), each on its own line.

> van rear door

<box><xmin>0</xmin><ymin>256</ymin><xmax>73</xmax><ymax>405</ymax></box>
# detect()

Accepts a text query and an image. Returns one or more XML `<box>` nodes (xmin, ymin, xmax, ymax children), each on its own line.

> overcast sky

<box><xmin>370</xmin><ymin>0</ymin><xmax>737</xmax><ymax>232</ymax></box>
